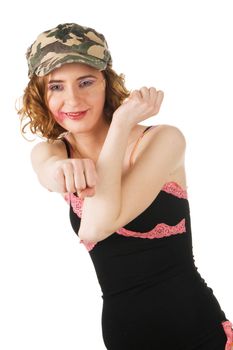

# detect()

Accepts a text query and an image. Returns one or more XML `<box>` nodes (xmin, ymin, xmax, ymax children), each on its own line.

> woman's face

<box><xmin>46</xmin><ymin>62</ymin><xmax>106</xmax><ymax>133</ymax></box>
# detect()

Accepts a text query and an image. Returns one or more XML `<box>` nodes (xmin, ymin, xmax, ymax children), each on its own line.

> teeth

<box><xmin>66</xmin><ymin>112</ymin><xmax>81</xmax><ymax>116</ymax></box>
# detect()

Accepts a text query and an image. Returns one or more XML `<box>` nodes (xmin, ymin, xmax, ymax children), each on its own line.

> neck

<box><xmin>68</xmin><ymin>119</ymin><xmax>110</xmax><ymax>161</ymax></box>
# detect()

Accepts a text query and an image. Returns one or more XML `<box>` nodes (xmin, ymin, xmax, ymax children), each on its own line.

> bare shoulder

<box><xmin>31</xmin><ymin>140</ymin><xmax>67</xmax><ymax>183</ymax></box>
<box><xmin>155</xmin><ymin>124</ymin><xmax>186</xmax><ymax>151</ymax></box>
<box><xmin>103</xmin><ymin>124</ymin><xmax>187</xmax><ymax>233</ymax></box>
<box><xmin>30</xmin><ymin>138</ymin><xmax>70</xmax><ymax>194</ymax></box>
<box><xmin>147</xmin><ymin>124</ymin><xmax>185</xmax><ymax>144</ymax></box>
<box><xmin>31</xmin><ymin>138</ymin><xmax>66</xmax><ymax>154</ymax></box>
<box><xmin>132</xmin><ymin>124</ymin><xmax>186</xmax><ymax>166</ymax></box>
<box><xmin>30</xmin><ymin>138</ymin><xmax>68</xmax><ymax>171</ymax></box>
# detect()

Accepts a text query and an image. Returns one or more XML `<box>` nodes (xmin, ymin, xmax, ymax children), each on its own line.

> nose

<box><xmin>65</xmin><ymin>86</ymin><xmax>83</xmax><ymax>106</ymax></box>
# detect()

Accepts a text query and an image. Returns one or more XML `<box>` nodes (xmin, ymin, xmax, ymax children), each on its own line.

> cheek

<box><xmin>47</xmin><ymin>97</ymin><xmax>65</xmax><ymax>123</ymax></box>
<box><xmin>92</xmin><ymin>93</ymin><xmax>106</xmax><ymax>111</ymax></box>
<box><xmin>53</xmin><ymin>111</ymin><xmax>66</xmax><ymax>123</ymax></box>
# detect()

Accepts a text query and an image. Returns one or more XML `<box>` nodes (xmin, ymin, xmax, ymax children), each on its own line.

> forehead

<box><xmin>49</xmin><ymin>62</ymin><xmax>103</xmax><ymax>79</ymax></box>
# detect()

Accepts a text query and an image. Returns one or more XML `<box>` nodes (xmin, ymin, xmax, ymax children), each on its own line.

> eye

<box><xmin>79</xmin><ymin>79</ymin><xmax>95</xmax><ymax>89</ymax></box>
<box><xmin>48</xmin><ymin>84</ymin><xmax>63</xmax><ymax>91</ymax></box>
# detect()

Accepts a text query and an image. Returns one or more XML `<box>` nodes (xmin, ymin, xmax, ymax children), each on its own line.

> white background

<box><xmin>0</xmin><ymin>0</ymin><xmax>232</xmax><ymax>349</ymax></box>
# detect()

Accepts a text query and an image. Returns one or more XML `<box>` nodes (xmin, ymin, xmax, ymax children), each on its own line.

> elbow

<box><xmin>78</xmin><ymin>229</ymin><xmax>95</xmax><ymax>243</ymax></box>
<box><xmin>78</xmin><ymin>228</ymin><xmax>100</xmax><ymax>244</ymax></box>
<box><xmin>78</xmin><ymin>227</ymin><xmax>109</xmax><ymax>243</ymax></box>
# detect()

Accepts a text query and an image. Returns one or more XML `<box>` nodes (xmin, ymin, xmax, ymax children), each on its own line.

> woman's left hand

<box><xmin>113</xmin><ymin>87</ymin><xmax>164</xmax><ymax>127</ymax></box>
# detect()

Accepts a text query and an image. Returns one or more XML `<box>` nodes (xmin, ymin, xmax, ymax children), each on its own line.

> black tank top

<box><xmin>61</xmin><ymin>126</ymin><xmax>229</xmax><ymax>348</ymax></box>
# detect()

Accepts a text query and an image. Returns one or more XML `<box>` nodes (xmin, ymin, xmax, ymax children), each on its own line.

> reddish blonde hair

<box><xmin>18</xmin><ymin>66</ymin><xmax>130</xmax><ymax>141</ymax></box>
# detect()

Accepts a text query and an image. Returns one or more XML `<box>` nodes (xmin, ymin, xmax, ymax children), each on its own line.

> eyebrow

<box><xmin>48</xmin><ymin>75</ymin><xmax>98</xmax><ymax>84</ymax></box>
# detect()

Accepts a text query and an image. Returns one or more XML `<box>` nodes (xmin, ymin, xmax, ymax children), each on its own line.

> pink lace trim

<box><xmin>79</xmin><ymin>239</ymin><xmax>96</xmax><ymax>251</ymax></box>
<box><xmin>222</xmin><ymin>321</ymin><xmax>233</xmax><ymax>350</ymax></box>
<box><xmin>65</xmin><ymin>181</ymin><xmax>187</xmax><ymax>216</ymax></box>
<box><xmin>64</xmin><ymin>182</ymin><xmax>187</xmax><ymax>251</ymax></box>
<box><xmin>64</xmin><ymin>194</ymin><xmax>95</xmax><ymax>251</ymax></box>
<box><xmin>162</xmin><ymin>182</ymin><xmax>188</xmax><ymax>199</ymax></box>
<box><xmin>116</xmin><ymin>218</ymin><xmax>186</xmax><ymax>239</ymax></box>
<box><xmin>80</xmin><ymin>218</ymin><xmax>186</xmax><ymax>251</ymax></box>
<box><xmin>65</xmin><ymin>193</ymin><xmax>83</xmax><ymax>217</ymax></box>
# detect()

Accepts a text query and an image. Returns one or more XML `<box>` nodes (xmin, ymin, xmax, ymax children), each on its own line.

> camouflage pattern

<box><xmin>26</xmin><ymin>23</ymin><xmax>112</xmax><ymax>78</ymax></box>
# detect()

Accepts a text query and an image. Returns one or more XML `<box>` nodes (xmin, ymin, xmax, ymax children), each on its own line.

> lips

<box><xmin>60</xmin><ymin>110</ymin><xmax>88</xmax><ymax>120</ymax></box>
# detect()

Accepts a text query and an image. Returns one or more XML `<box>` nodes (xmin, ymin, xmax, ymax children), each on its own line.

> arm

<box><xmin>78</xmin><ymin>124</ymin><xmax>186</xmax><ymax>243</ymax></box>
<box><xmin>78</xmin><ymin>87</ymin><xmax>165</xmax><ymax>241</ymax></box>
<box><xmin>30</xmin><ymin>140</ymin><xmax>68</xmax><ymax>192</ymax></box>
<box><xmin>31</xmin><ymin>140</ymin><xmax>98</xmax><ymax>195</ymax></box>
<box><xmin>78</xmin><ymin>118</ymin><xmax>132</xmax><ymax>240</ymax></box>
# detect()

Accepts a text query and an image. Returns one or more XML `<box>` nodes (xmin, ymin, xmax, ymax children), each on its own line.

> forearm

<box><xmin>31</xmin><ymin>141</ymin><xmax>68</xmax><ymax>192</ymax></box>
<box><xmin>35</xmin><ymin>156</ymin><xmax>60</xmax><ymax>191</ymax></box>
<box><xmin>78</xmin><ymin>117</ymin><xmax>133</xmax><ymax>241</ymax></box>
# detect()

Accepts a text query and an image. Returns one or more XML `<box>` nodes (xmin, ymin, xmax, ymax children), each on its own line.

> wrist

<box><xmin>111</xmin><ymin>112</ymin><xmax>134</xmax><ymax>130</ymax></box>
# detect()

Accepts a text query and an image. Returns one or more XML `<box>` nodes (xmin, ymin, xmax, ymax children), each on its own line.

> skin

<box><xmin>46</xmin><ymin>63</ymin><xmax>109</xmax><ymax>159</ymax></box>
<box><xmin>44</xmin><ymin>62</ymin><xmax>164</xmax><ymax>198</ymax></box>
<box><xmin>45</xmin><ymin>63</ymin><xmax>110</xmax><ymax>196</ymax></box>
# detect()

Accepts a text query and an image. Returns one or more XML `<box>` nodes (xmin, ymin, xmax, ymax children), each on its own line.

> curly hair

<box><xmin>18</xmin><ymin>66</ymin><xmax>130</xmax><ymax>141</ymax></box>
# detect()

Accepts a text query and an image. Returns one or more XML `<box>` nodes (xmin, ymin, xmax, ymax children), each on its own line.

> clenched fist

<box><xmin>52</xmin><ymin>158</ymin><xmax>98</xmax><ymax>198</ymax></box>
<box><xmin>113</xmin><ymin>87</ymin><xmax>164</xmax><ymax>126</ymax></box>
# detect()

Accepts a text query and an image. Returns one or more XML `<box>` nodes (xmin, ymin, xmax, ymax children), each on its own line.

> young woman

<box><xmin>19</xmin><ymin>22</ymin><xmax>233</xmax><ymax>349</ymax></box>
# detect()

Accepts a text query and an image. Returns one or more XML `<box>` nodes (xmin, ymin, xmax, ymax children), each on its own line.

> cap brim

<box><xmin>33</xmin><ymin>53</ymin><xmax>107</xmax><ymax>77</ymax></box>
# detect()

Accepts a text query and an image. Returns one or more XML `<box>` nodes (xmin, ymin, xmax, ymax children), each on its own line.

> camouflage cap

<box><xmin>26</xmin><ymin>23</ymin><xmax>112</xmax><ymax>78</ymax></box>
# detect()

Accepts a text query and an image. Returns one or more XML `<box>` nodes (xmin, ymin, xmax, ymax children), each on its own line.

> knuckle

<box><xmin>83</xmin><ymin>158</ymin><xmax>94</xmax><ymax>166</ymax></box>
<box><xmin>63</xmin><ymin>162</ymin><xmax>73</xmax><ymax>171</ymax></box>
<box><xmin>73</xmin><ymin>159</ymin><xmax>84</xmax><ymax>172</ymax></box>
<box><xmin>72</xmin><ymin>158</ymin><xmax>82</xmax><ymax>165</ymax></box>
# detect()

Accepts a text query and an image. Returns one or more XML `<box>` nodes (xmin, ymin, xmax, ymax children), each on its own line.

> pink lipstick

<box><xmin>58</xmin><ymin>110</ymin><xmax>88</xmax><ymax>121</ymax></box>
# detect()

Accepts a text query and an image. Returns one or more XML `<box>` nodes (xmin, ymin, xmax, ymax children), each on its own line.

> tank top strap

<box><xmin>61</xmin><ymin>126</ymin><xmax>156</xmax><ymax>162</ymax></box>
<box><xmin>61</xmin><ymin>137</ymin><xmax>72</xmax><ymax>158</ymax></box>
<box><xmin>129</xmin><ymin>125</ymin><xmax>157</xmax><ymax>167</ymax></box>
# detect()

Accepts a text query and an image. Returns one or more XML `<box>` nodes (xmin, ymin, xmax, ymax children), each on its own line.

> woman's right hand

<box><xmin>51</xmin><ymin>158</ymin><xmax>98</xmax><ymax>198</ymax></box>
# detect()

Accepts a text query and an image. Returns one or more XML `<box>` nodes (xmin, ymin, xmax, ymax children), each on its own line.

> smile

<box><xmin>61</xmin><ymin>111</ymin><xmax>88</xmax><ymax>120</ymax></box>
